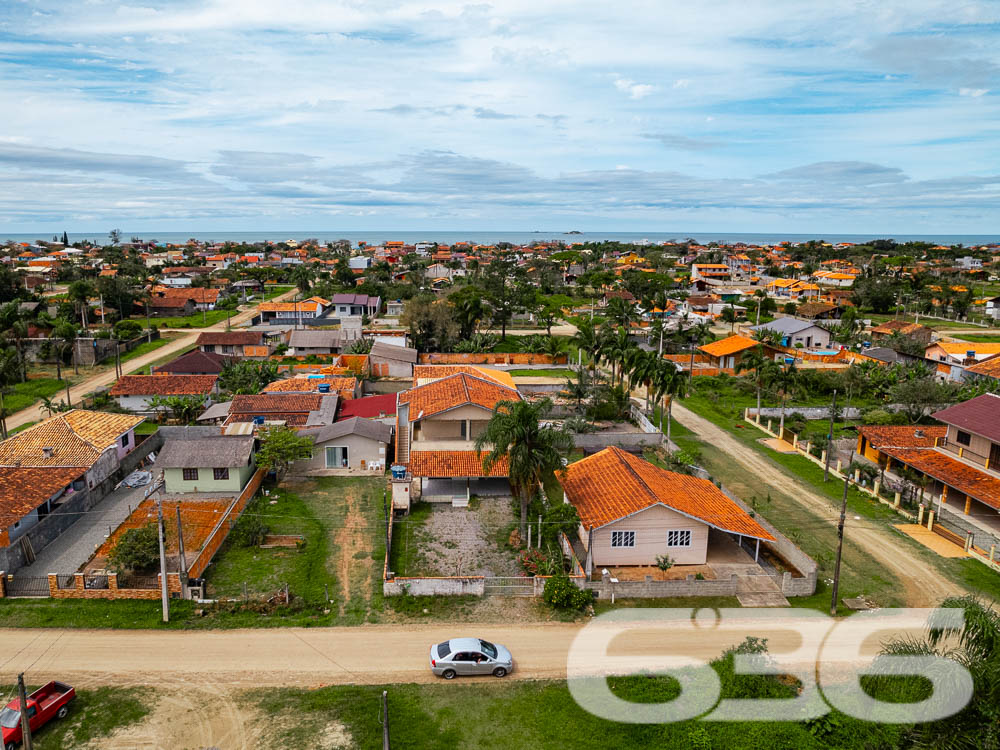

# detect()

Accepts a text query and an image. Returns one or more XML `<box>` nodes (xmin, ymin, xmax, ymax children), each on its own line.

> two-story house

<box><xmin>857</xmin><ymin>394</ymin><xmax>1000</xmax><ymax>547</ymax></box>
<box><xmin>395</xmin><ymin>370</ymin><xmax>521</xmax><ymax>502</ymax></box>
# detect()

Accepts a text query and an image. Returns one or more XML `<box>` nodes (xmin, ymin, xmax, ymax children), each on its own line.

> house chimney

<box><xmin>42</xmin><ymin>447</ymin><xmax>54</xmax><ymax>459</ymax></box>
<box><xmin>914</xmin><ymin>430</ymin><xmax>925</xmax><ymax>439</ymax></box>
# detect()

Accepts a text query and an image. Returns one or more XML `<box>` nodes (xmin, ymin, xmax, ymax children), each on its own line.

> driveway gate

<box><xmin>483</xmin><ymin>576</ymin><xmax>534</xmax><ymax>597</ymax></box>
<box><xmin>4</xmin><ymin>576</ymin><xmax>51</xmax><ymax>597</ymax></box>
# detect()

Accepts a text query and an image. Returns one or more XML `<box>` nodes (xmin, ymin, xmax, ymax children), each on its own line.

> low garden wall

<box><xmin>47</xmin><ymin>571</ymin><xmax>183</xmax><ymax>600</ymax></box>
<box><xmin>582</xmin><ymin>572</ymin><xmax>741</xmax><ymax>598</ymax></box>
<box><xmin>384</xmin><ymin>576</ymin><xmax>486</xmax><ymax>596</ymax></box>
<box><xmin>418</xmin><ymin>353</ymin><xmax>568</xmax><ymax>365</ymax></box>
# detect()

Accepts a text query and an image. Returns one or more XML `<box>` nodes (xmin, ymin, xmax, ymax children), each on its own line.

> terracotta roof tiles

<box><xmin>398</xmin><ymin>373</ymin><xmax>520</xmax><ymax>421</ymax></box>
<box><xmin>109</xmin><ymin>375</ymin><xmax>218</xmax><ymax>396</ymax></box>
<box><xmin>559</xmin><ymin>446</ymin><xmax>775</xmax><ymax>540</ymax></box>
<box><xmin>859</xmin><ymin>425</ymin><xmax>946</xmax><ymax>449</ymax></box>
<box><xmin>699</xmin><ymin>335</ymin><xmax>761</xmax><ymax>359</ymax></box>
<box><xmin>407</xmin><ymin>450</ymin><xmax>509</xmax><ymax>477</ymax></box>
<box><xmin>0</xmin><ymin>467</ymin><xmax>86</xmax><ymax>523</ymax></box>
<box><xmin>0</xmin><ymin>410</ymin><xmax>143</xmax><ymax>468</ymax></box>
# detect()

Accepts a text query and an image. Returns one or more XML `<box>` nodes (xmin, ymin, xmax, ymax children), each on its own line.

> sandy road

<box><xmin>4</xmin><ymin>289</ymin><xmax>298</xmax><ymax>431</ymax></box>
<box><xmin>670</xmin><ymin>401</ymin><xmax>966</xmax><ymax>607</ymax></box>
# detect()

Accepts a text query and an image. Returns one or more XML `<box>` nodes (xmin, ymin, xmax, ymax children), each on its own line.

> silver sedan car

<box><xmin>429</xmin><ymin>637</ymin><xmax>514</xmax><ymax>679</ymax></box>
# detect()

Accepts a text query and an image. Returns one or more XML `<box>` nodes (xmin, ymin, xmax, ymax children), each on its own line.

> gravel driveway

<box><xmin>421</xmin><ymin>499</ymin><xmax>520</xmax><ymax>577</ymax></box>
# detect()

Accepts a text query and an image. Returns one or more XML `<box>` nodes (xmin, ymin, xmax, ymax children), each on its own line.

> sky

<box><xmin>0</xmin><ymin>0</ymin><xmax>998</xmax><ymax>234</ymax></box>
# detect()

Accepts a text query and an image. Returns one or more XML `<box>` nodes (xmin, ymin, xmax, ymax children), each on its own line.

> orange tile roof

<box><xmin>859</xmin><ymin>425</ymin><xmax>946</xmax><ymax>449</ymax></box>
<box><xmin>398</xmin><ymin>373</ymin><xmax>520</xmax><ymax>421</ymax></box>
<box><xmin>0</xmin><ymin>410</ymin><xmax>143</xmax><ymax>468</ymax></box>
<box><xmin>411</xmin><ymin>365</ymin><xmax>517</xmax><ymax>389</ymax></box>
<box><xmin>0</xmin><ymin>467</ymin><xmax>86</xmax><ymax>525</ymax></box>
<box><xmin>559</xmin><ymin>446</ymin><xmax>775</xmax><ymax>540</ymax></box>
<box><xmin>261</xmin><ymin>376</ymin><xmax>357</xmax><ymax>398</ymax></box>
<box><xmin>937</xmin><ymin>342</ymin><xmax>1000</xmax><ymax>355</ymax></box>
<box><xmin>109</xmin><ymin>374</ymin><xmax>218</xmax><ymax>396</ymax></box>
<box><xmin>965</xmin><ymin>355</ymin><xmax>1000</xmax><ymax>379</ymax></box>
<box><xmin>878</xmin><ymin>445</ymin><xmax>1000</xmax><ymax>511</ymax></box>
<box><xmin>407</xmin><ymin>450</ymin><xmax>510</xmax><ymax>478</ymax></box>
<box><xmin>699</xmin><ymin>335</ymin><xmax>760</xmax><ymax>358</ymax></box>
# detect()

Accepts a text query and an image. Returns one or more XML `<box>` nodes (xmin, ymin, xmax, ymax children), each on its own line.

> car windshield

<box><xmin>479</xmin><ymin>640</ymin><xmax>498</xmax><ymax>658</ymax></box>
<box><xmin>0</xmin><ymin>707</ymin><xmax>20</xmax><ymax>729</ymax></box>
<box><xmin>436</xmin><ymin>642</ymin><xmax>450</xmax><ymax>659</ymax></box>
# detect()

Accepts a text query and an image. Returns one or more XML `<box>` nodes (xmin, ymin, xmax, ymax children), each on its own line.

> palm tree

<box><xmin>562</xmin><ymin>368</ymin><xmax>592</xmax><ymax>416</ymax></box>
<box><xmin>605</xmin><ymin>296</ymin><xmax>638</xmax><ymax>329</ymax></box>
<box><xmin>650</xmin><ymin>360</ymin><xmax>685</xmax><ymax>444</ymax></box>
<box><xmin>870</xmin><ymin>597</ymin><xmax>999</xmax><ymax>750</ymax></box>
<box><xmin>475</xmin><ymin>397</ymin><xmax>573</xmax><ymax>539</ymax></box>
<box><xmin>773</xmin><ymin>361</ymin><xmax>799</xmax><ymax>437</ymax></box>
<box><xmin>598</xmin><ymin>327</ymin><xmax>633</xmax><ymax>386</ymax></box>
<box><xmin>67</xmin><ymin>280</ymin><xmax>96</xmax><ymax>329</ymax></box>
<box><xmin>571</xmin><ymin>319</ymin><xmax>599</xmax><ymax>373</ymax></box>
<box><xmin>735</xmin><ymin>345</ymin><xmax>779</xmax><ymax>417</ymax></box>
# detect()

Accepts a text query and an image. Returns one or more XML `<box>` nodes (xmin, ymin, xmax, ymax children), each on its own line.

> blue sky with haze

<box><xmin>0</xmin><ymin>0</ymin><xmax>998</xmax><ymax>233</ymax></box>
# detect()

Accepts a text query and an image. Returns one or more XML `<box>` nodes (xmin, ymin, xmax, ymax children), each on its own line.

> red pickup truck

<box><xmin>0</xmin><ymin>681</ymin><xmax>75</xmax><ymax>749</ymax></box>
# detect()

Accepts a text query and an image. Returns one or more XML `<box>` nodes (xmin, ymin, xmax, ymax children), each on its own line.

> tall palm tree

<box><xmin>626</xmin><ymin>349</ymin><xmax>656</xmax><ymax>411</ymax></box>
<box><xmin>571</xmin><ymin>319</ymin><xmax>599</xmax><ymax>373</ymax></box>
<box><xmin>773</xmin><ymin>361</ymin><xmax>799</xmax><ymax>437</ymax></box>
<box><xmin>735</xmin><ymin>345</ymin><xmax>779</xmax><ymax>416</ymax></box>
<box><xmin>871</xmin><ymin>597</ymin><xmax>999</xmax><ymax>750</ymax></box>
<box><xmin>67</xmin><ymin>280</ymin><xmax>96</xmax><ymax>330</ymax></box>
<box><xmin>605</xmin><ymin>296</ymin><xmax>638</xmax><ymax>329</ymax></box>
<box><xmin>599</xmin><ymin>327</ymin><xmax>633</xmax><ymax>386</ymax></box>
<box><xmin>476</xmin><ymin>397</ymin><xmax>573</xmax><ymax>539</ymax></box>
<box><xmin>650</xmin><ymin>360</ymin><xmax>685</xmax><ymax>444</ymax></box>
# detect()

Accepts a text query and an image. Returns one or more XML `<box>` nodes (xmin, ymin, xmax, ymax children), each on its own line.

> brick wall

<box><xmin>187</xmin><ymin>468</ymin><xmax>265</xmax><ymax>579</ymax></box>
<box><xmin>47</xmin><ymin>571</ymin><xmax>183</xmax><ymax>600</ymax></box>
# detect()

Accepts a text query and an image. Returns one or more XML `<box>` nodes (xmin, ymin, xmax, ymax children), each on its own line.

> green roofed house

<box><xmin>154</xmin><ymin>436</ymin><xmax>256</xmax><ymax>494</ymax></box>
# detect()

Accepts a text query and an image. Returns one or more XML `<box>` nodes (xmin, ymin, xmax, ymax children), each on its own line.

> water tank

<box><xmin>253</xmin><ymin>416</ymin><xmax>265</xmax><ymax>425</ymax></box>
<box><xmin>318</xmin><ymin>383</ymin><xmax>331</xmax><ymax>393</ymax></box>
<box><xmin>967</xmin><ymin>350</ymin><xmax>976</xmax><ymax>359</ymax></box>
<box><xmin>391</xmin><ymin>464</ymin><xmax>407</xmax><ymax>479</ymax></box>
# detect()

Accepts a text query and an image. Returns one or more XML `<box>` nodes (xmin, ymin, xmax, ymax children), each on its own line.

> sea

<box><xmin>2</xmin><ymin>231</ymin><xmax>997</xmax><ymax>247</ymax></box>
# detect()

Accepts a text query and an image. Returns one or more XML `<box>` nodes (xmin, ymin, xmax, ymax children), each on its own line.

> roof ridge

<box><xmin>609</xmin><ymin>447</ymin><xmax>661</xmax><ymax>506</ymax></box>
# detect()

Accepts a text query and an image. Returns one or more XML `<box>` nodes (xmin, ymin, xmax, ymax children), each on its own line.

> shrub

<box><xmin>108</xmin><ymin>523</ymin><xmax>159</xmax><ymax>572</ymax></box>
<box><xmin>518</xmin><ymin>548</ymin><xmax>546</xmax><ymax>575</ymax></box>
<box><xmin>114</xmin><ymin>320</ymin><xmax>143</xmax><ymax>339</ymax></box>
<box><xmin>230</xmin><ymin>509</ymin><xmax>269</xmax><ymax>548</ymax></box>
<box><xmin>656</xmin><ymin>554</ymin><xmax>674</xmax><ymax>571</ymax></box>
<box><xmin>863</xmin><ymin>408</ymin><xmax>909</xmax><ymax>426</ymax></box>
<box><xmin>543</xmin><ymin>574</ymin><xmax>593</xmax><ymax>610</ymax></box>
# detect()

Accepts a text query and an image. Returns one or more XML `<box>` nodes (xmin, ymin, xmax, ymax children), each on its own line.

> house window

<box><xmin>460</xmin><ymin>421</ymin><xmax>468</xmax><ymax>440</ymax></box>
<box><xmin>326</xmin><ymin>446</ymin><xmax>349</xmax><ymax>468</ymax></box>
<box><xmin>213</xmin><ymin>468</ymin><xmax>230</xmax><ymax>480</ymax></box>
<box><xmin>182</xmin><ymin>468</ymin><xmax>199</xmax><ymax>481</ymax></box>
<box><xmin>667</xmin><ymin>530</ymin><xmax>692</xmax><ymax>547</ymax></box>
<box><xmin>956</xmin><ymin>431</ymin><xmax>971</xmax><ymax>446</ymax></box>
<box><xmin>610</xmin><ymin>531</ymin><xmax>635</xmax><ymax>548</ymax></box>
<box><xmin>120</xmin><ymin>432</ymin><xmax>130</xmax><ymax>448</ymax></box>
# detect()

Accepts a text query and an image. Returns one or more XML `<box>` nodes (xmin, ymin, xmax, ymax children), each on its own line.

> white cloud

<box><xmin>959</xmin><ymin>88</ymin><xmax>989</xmax><ymax>97</ymax></box>
<box><xmin>614</xmin><ymin>77</ymin><xmax>655</xmax><ymax>99</ymax></box>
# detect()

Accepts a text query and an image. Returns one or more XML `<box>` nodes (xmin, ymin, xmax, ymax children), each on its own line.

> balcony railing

<box><xmin>938</xmin><ymin>438</ymin><xmax>991</xmax><ymax>469</ymax></box>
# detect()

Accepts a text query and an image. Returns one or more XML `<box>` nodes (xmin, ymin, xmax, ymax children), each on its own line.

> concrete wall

<box><xmin>582</xmin><ymin>571</ymin><xmax>740</xmax><ymax>599</ymax></box>
<box><xmin>591</xmin><ymin>505</ymin><xmax>709</xmax><ymax>566</ymax></box>
<box><xmin>384</xmin><ymin>576</ymin><xmax>486</xmax><ymax>596</ymax></box>
<box><xmin>363</xmin><ymin>379</ymin><xmax>411</xmax><ymax>395</ymax></box>
<box><xmin>573</xmin><ymin>433</ymin><xmax>663</xmax><ymax>452</ymax></box>
<box><xmin>158</xmin><ymin>425</ymin><xmax>227</xmax><ymax>440</ymax></box>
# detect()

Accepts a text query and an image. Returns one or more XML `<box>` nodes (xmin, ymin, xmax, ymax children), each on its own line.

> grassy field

<box><xmin>951</xmin><ymin>333</ymin><xmax>1000</xmax><ymax>343</ymax></box>
<box><xmin>204</xmin><ymin>476</ymin><xmax>386</xmax><ymax>623</ymax></box>
<box><xmin>508</xmin><ymin>368</ymin><xmax>576</xmax><ymax>378</ymax></box>
<box><xmin>151</xmin><ymin>308</ymin><xmax>234</xmax><ymax>328</ymax></box>
<box><xmin>262</xmin><ymin>285</ymin><xmax>295</xmax><ymax>300</ymax></box>
<box><xmin>118</xmin><ymin>335</ymin><xmax>176</xmax><ymax>364</ymax></box>
<box><xmin>2</xmin><ymin>377</ymin><xmax>69</xmax><ymax>412</ymax></box>
<box><xmin>32</xmin><ymin>686</ymin><xmax>153</xmax><ymax>749</ymax></box>
<box><xmin>138</xmin><ymin>341</ymin><xmax>199</xmax><ymax>374</ymax></box>
<box><xmin>245</xmin><ymin>669</ymin><xmax>910</xmax><ymax>749</ymax></box>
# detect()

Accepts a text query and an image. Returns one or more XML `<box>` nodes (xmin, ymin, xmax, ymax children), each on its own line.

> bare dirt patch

<box><xmin>86</xmin><ymin>682</ymin><xmax>263</xmax><ymax>750</ymax></box>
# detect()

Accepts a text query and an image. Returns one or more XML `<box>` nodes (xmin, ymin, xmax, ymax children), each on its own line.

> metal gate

<box><xmin>483</xmin><ymin>576</ymin><xmax>534</xmax><ymax>597</ymax></box>
<box><xmin>4</xmin><ymin>576</ymin><xmax>51</xmax><ymax>598</ymax></box>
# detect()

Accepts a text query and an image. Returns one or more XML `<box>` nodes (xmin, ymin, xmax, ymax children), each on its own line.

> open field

<box><xmin>2</xmin><ymin>377</ymin><xmax>68</xmax><ymax>412</ymax></box>
<box><xmin>151</xmin><ymin>308</ymin><xmax>235</xmax><ymax>328</ymax></box>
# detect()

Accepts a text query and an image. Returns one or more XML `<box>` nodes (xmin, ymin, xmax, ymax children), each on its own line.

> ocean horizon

<box><xmin>3</xmin><ymin>230</ymin><xmax>997</xmax><ymax>247</ymax></box>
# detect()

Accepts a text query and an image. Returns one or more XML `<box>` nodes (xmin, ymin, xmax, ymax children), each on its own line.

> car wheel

<box><xmin>442</xmin><ymin>669</ymin><xmax>457</xmax><ymax>680</ymax></box>
<box><xmin>57</xmin><ymin>705</ymin><xmax>69</xmax><ymax>719</ymax></box>
<box><xmin>492</xmin><ymin>667</ymin><xmax>507</xmax><ymax>678</ymax></box>
<box><xmin>7</xmin><ymin>742</ymin><xmax>17</xmax><ymax>750</ymax></box>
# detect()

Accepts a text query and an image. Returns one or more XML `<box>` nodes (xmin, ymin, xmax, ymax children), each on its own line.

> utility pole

<box><xmin>381</xmin><ymin>690</ymin><xmax>391</xmax><ymax>750</ymax></box>
<box><xmin>176</xmin><ymin>504</ymin><xmax>188</xmax><ymax>600</ymax></box>
<box><xmin>823</xmin><ymin>390</ymin><xmax>837</xmax><ymax>482</ymax></box>
<box><xmin>830</xmin><ymin>453</ymin><xmax>853</xmax><ymax>617</ymax></box>
<box><xmin>17</xmin><ymin>672</ymin><xmax>33</xmax><ymax>750</ymax></box>
<box><xmin>383</xmin><ymin>490</ymin><xmax>390</xmax><ymax>558</ymax></box>
<box><xmin>157</xmin><ymin>498</ymin><xmax>169</xmax><ymax>622</ymax></box>
<box><xmin>0</xmin><ymin>390</ymin><xmax>7</xmax><ymax>440</ymax></box>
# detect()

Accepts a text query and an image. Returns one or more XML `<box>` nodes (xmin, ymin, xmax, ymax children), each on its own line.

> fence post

<box><xmin>0</xmin><ymin>571</ymin><xmax>5</xmax><ymax>598</ymax></box>
<box><xmin>926</xmin><ymin>510</ymin><xmax>934</xmax><ymax>531</ymax></box>
<box><xmin>821</xmin><ymin>450</ymin><xmax>827</xmax><ymax>465</ymax></box>
<box><xmin>917</xmin><ymin>505</ymin><xmax>925</xmax><ymax>526</ymax></box>
<box><xmin>965</xmin><ymin>532</ymin><xmax>974</xmax><ymax>553</ymax></box>
<box><xmin>836</xmin><ymin>459</ymin><xmax>842</xmax><ymax>473</ymax></box>
<box><xmin>873</xmin><ymin>479</ymin><xmax>881</xmax><ymax>498</ymax></box>
<box><xmin>894</xmin><ymin>491</ymin><xmax>901</xmax><ymax>508</ymax></box>
<box><xmin>990</xmin><ymin>545</ymin><xmax>996</xmax><ymax>563</ymax></box>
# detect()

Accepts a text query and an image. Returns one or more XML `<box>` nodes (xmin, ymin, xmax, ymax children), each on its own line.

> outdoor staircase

<box><xmin>396</xmin><ymin>404</ymin><xmax>410</xmax><ymax>463</ymax></box>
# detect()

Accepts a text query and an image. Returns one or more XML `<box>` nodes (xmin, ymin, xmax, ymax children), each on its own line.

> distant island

<box><xmin>564</xmin><ymin>230</ymin><xmax>583</xmax><ymax>234</ymax></box>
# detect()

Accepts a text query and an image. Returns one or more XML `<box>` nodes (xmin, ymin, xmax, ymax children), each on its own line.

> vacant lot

<box><xmin>204</xmin><ymin>476</ymin><xmax>385</xmax><ymax>622</ymax></box>
<box><xmin>389</xmin><ymin>499</ymin><xmax>520</xmax><ymax>577</ymax></box>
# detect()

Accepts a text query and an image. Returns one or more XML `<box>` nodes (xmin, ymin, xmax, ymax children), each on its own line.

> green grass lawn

<box><xmin>204</xmin><ymin>476</ymin><xmax>386</xmax><ymax>623</ymax></box>
<box><xmin>2</xmin><ymin>377</ymin><xmax>68</xmax><ymax>412</ymax></box>
<box><xmin>245</xmin><ymin>667</ymin><xmax>910</xmax><ymax>749</ymax></box>
<box><xmin>508</xmin><ymin>368</ymin><xmax>576</xmax><ymax>378</ymax></box>
<box><xmin>118</xmin><ymin>335</ymin><xmax>176</xmax><ymax>364</ymax></box>
<box><xmin>151</xmin><ymin>308</ymin><xmax>235</xmax><ymax>328</ymax></box>
<box><xmin>951</xmin><ymin>333</ymin><xmax>1000</xmax><ymax>343</ymax></box>
<box><xmin>388</xmin><ymin>501</ymin><xmax>435</xmax><ymax>576</ymax></box>
<box><xmin>262</xmin><ymin>285</ymin><xmax>295</xmax><ymax>300</ymax></box>
<box><xmin>33</xmin><ymin>686</ymin><xmax>153</xmax><ymax>749</ymax></box>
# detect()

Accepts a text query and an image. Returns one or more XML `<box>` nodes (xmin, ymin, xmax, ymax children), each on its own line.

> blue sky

<box><xmin>0</xmin><ymin>0</ymin><xmax>998</xmax><ymax>233</ymax></box>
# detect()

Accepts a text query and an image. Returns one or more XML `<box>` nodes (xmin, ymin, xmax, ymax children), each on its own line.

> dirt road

<box><xmin>670</xmin><ymin>401</ymin><xmax>966</xmax><ymax>606</ymax></box>
<box><xmin>4</xmin><ymin>289</ymin><xmax>297</xmax><ymax>431</ymax></box>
